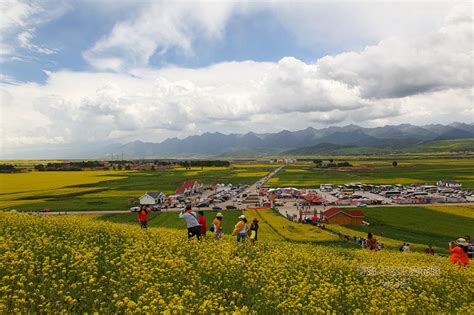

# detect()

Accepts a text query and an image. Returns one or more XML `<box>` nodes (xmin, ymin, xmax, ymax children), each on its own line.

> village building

<box><xmin>139</xmin><ymin>192</ymin><xmax>166</xmax><ymax>205</ymax></box>
<box><xmin>322</xmin><ymin>207</ymin><xmax>365</xmax><ymax>225</ymax></box>
<box><xmin>175</xmin><ymin>180</ymin><xmax>204</xmax><ymax>196</ymax></box>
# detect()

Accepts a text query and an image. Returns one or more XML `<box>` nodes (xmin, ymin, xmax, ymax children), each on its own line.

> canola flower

<box><xmin>0</xmin><ymin>213</ymin><xmax>473</xmax><ymax>313</ymax></box>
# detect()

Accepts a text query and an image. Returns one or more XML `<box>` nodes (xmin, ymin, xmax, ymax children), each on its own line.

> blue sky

<box><xmin>1</xmin><ymin>2</ymin><xmax>360</xmax><ymax>82</ymax></box>
<box><xmin>0</xmin><ymin>0</ymin><xmax>472</xmax><ymax>152</ymax></box>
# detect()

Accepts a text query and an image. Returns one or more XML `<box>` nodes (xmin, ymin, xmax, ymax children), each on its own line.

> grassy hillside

<box><xmin>409</xmin><ymin>138</ymin><xmax>474</xmax><ymax>152</ymax></box>
<box><xmin>1</xmin><ymin>213</ymin><xmax>473</xmax><ymax>313</ymax></box>
<box><xmin>279</xmin><ymin>138</ymin><xmax>474</xmax><ymax>156</ymax></box>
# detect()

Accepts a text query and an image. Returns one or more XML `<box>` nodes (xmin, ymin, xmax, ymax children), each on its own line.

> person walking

<box><xmin>213</xmin><ymin>212</ymin><xmax>223</xmax><ymax>240</ymax></box>
<box><xmin>247</xmin><ymin>218</ymin><xmax>259</xmax><ymax>245</ymax></box>
<box><xmin>197</xmin><ymin>211</ymin><xmax>207</xmax><ymax>237</ymax></box>
<box><xmin>449</xmin><ymin>238</ymin><xmax>469</xmax><ymax>267</ymax></box>
<box><xmin>232</xmin><ymin>214</ymin><xmax>248</xmax><ymax>243</ymax></box>
<box><xmin>178</xmin><ymin>205</ymin><xmax>201</xmax><ymax>240</ymax></box>
<box><xmin>138</xmin><ymin>205</ymin><xmax>151</xmax><ymax>229</ymax></box>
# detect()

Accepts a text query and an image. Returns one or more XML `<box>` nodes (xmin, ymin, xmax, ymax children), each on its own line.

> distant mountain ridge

<box><xmin>103</xmin><ymin>122</ymin><xmax>474</xmax><ymax>158</ymax></box>
<box><xmin>3</xmin><ymin>123</ymin><xmax>472</xmax><ymax>159</ymax></box>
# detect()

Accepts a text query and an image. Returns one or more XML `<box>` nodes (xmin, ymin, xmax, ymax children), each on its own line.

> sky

<box><xmin>0</xmin><ymin>0</ymin><xmax>473</xmax><ymax>153</ymax></box>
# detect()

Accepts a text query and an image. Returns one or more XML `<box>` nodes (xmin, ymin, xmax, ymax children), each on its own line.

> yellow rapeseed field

<box><xmin>425</xmin><ymin>205</ymin><xmax>474</xmax><ymax>219</ymax></box>
<box><xmin>0</xmin><ymin>213</ymin><xmax>472</xmax><ymax>313</ymax></box>
<box><xmin>0</xmin><ymin>171</ymin><xmax>128</xmax><ymax>194</ymax></box>
<box><xmin>0</xmin><ymin>171</ymin><xmax>129</xmax><ymax>209</ymax></box>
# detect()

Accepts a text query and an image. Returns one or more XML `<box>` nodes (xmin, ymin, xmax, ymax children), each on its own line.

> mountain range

<box><xmin>101</xmin><ymin>122</ymin><xmax>474</xmax><ymax>158</ymax></box>
<box><xmin>3</xmin><ymin>122</ymin><xmax>473</xmax><ymax>159</ymax></box>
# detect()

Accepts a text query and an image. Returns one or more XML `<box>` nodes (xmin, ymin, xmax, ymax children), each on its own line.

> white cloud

<box><xmin>83</xmin><ymin>1</ymin><xmax>243</xmax><ymax>71</ymax></box>
<box><xmin>315</xmin><ymin>2</ymin><xmax>473</xmax><ymax>99</ymax></box>
<box><xmin>257</xmin><ymin>57</ymin><xmax>367</xmax><ymax>114</ymax></box>
<box><xmin>0</xmin><ymin>0</ymin><xmax>68</xmax><ymax>60</ymax></box>
<box><xmin>17</xmin><ymin>30</ymin><xmax>57</xmax><ymax>54</ymax></box>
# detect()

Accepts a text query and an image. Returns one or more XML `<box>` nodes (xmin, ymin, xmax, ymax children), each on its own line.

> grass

<box><xmin>98</xmin><ymin>210</ymin><xmax>353</xmax><ymax>247</ymax></box>
<box><xmin>270</xmin><ymin>158</ymin><xmax>474</xmax><ymax>189</ymax></box>
<box><xmin>327</xmin><ymin>206</ymin><xmax>474</xmax><ymax>254</ymax></box>
<box><xmin>97</xmin><ymin>210</ymin><xmax>244</xmax><ymax>235</ymax></box>
<box><xmin>0</xmin><ymin>164</ymin><xmax>278</xmax><ymax>211</ymax></box>
<box><xmin>98</xmin><ymin>209</ymin><xmax>351</xmax><ymax>248</ymax></box>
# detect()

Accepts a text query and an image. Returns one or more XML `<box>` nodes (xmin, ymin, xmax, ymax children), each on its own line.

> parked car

<box><xmin>130</xmin><ymin>206</ymin><xmax>140</xmax><ymax>212</ymax></box>
<box><xmin>226</xmin><ymin>205</ymin><xmax>237</xmax><ymax>210</ymax></box>
<box><xmin>212</xmin><ymin>206</ymin><xmax>222</xmax><ymax>211</ymax></box>
<box><xmin>152</xmin><ymin>205</ymin><xmax>162</xmax><ymax>212</ymax></box>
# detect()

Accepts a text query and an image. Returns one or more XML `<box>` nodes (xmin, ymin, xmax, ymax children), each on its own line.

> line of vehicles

<box><xmin>130</xmin><ymin>184</ymin><xmax>250</xmax><ymax>212</ymax></box>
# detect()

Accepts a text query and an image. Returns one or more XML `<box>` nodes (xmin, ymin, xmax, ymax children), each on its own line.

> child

<box><xmin>248</xmin><ymin>218</ymin><xmax>259</xmax><ymax>245</ymax></box>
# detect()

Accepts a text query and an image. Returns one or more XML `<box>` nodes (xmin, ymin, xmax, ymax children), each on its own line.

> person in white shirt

<box><xmin>179</xmin><ymin>205</ymin><xmax>201</xmax><ymax>240</ymax></box>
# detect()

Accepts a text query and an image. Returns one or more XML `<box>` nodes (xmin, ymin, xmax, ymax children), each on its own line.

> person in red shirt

<box><xmin>138</xmin><ymin>205</ymin><xmax>151</xmax><ymax>229</ymax></box>
<box><xmin>449</xmin><ymin>238</ymin><xmax>469</xmax><ymax>267</ymax></box>
<box><xmin>197</xmin><ymin>211</ymin><xmax>207</xmax><ymax>237</ymax></box>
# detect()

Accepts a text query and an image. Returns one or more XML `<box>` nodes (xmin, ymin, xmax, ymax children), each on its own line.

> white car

<box><xmin>130</xmin><ymin>206</ymin><xmax>140</xmax><ymax>212</ymax></box>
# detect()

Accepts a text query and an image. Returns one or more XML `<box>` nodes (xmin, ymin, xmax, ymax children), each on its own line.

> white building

<box><xmin>139</xmin><ymin>192</ymin><xmax>166</xmax><ymax>205</ymax></box>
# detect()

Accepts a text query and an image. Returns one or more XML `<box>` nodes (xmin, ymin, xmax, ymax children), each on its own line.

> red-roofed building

<box><xmin>322</xmin><ymin>207</ymin><xmax>364</xmax><ymax>225</ymax></box>
<box><xmin>175</xmin><ymin>180</ymin><xmax>203</xmax><ymax>196</ymax></box>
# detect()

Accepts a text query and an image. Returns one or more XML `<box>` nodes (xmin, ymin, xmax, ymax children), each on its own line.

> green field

<box><xmin>269</xmin><ymin>158</ymin><xmax>474</xmax><ymax>189</ymax></box>
<box><xmin>0</xmin><ymin>164</ymin><xmax>278</xmax><ymax>211</ymax></box>
<box><xmin>327</xmin><ymin>205</ymin><xmax>474</xmax><ymax>254</ymax></box>
<box><xmin>99</xmin><ymin>209</ymin><xmax>352</xmax><ymax>248</ymax></box>
<box><xmin>98</xmin><ymin>210</ymin><xmax>244</xmax><ymax>235</ymax></box>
